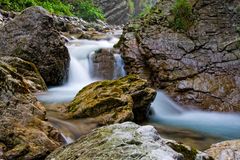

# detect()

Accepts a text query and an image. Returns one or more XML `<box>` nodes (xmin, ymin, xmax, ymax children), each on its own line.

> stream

<box><xmin>37</xmin><ymin>35</ymin><xmax>240</xmax><ymax>151</ymax></box>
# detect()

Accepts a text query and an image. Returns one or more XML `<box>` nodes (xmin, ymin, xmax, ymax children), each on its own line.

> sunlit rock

<box><xmin>46</xmin><ymin>122</ymin><xmax>213</xmax><ymax>160</ymax></box>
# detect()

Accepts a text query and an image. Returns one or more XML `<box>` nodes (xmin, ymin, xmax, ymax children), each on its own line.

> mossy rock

<box><xmin>167</xmin><ymin>142</ymin><xmax>214</xmax><ymax>160</ymax></box>
<box><xmin>1</xmin><ymin>56</ymin><xmax>47</xmax><ymax>92</ymax></box>
<box><xmin>67</xmin><ymin>75</ymin><xmax>156</xmax><ymax>125</ymax></box>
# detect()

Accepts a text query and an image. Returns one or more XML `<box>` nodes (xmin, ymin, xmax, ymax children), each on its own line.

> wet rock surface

<box><xmin>67</xmin><ymin>75</ymin><xmax>156</xmax><ymax>125</ymax></box>
<box><xmin>0</xmin><ymin>59</ymin><xmax>62</xmax><ymax>159</ymax></box>
<box><xmin>90</xmin><ymin>48</ymin><xmax>116</xmax><ymax>80</ymax></box>
<box><xmin>118</xmin><ymin>0</ymin><xmax>240</xmax><ymax>111</ymax></box>
<box><xmin>0</xmin><ymin>6</ymin><xmax>70</xmax><ymax>86</ymax></box>
<box><xmin>46</xmin><ymin>122</ymin><xmax>212</xmax><ymax>160</ymax></box>
<box><xmin>205</xmin><ymin>140</ymin><xmax>240</xmax><ymax>160</ymax></box>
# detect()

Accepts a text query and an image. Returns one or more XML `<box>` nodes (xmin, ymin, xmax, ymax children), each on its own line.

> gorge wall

<box><xmin>118</xmin><ymin>0</ymin><xmax>240</xmax><ymax>111</ymax></box>
<box><xmin>94</xmin><ymin>0</ymin><xmax>129</xmax><ymax>25</ymax></box>
<box><xmin>94</xmin><ymin>0</ymin><xmax>157</xmax><ymax>24</ymax></box>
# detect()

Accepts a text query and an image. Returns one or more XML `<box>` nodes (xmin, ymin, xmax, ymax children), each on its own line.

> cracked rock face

<box><xmin>119</xmin><ymin>0</ymin><xmax>240</xmax><ymax>111</ymax></box>
<box><xmin>0</xmin><ymin>6</ymin><xmax>70</xmax><ymax>86</ymax></box>
<box><xmin>46</xmin><ymin>122</ymin><xmax>212</xmax><ymax>160</ymax></box>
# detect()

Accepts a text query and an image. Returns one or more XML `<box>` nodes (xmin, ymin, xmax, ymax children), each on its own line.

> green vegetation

<box><xmin>170</xmin><ymin>0</ymin><xmax>194</xmax><ymax>31</ymax></box>
<box><xmin>0</xmin><ymin>0</ymin><xmax>105</xmax><ymax>21</ymax></box>
<box><xmin>128</xmin><ymin>0</ymin><xmax>135</xmax><ymax>15</ymax></box>
<box><xmin>127</xmin><ymin>0</ymin><xmax>154</xmax><ymax>18</ymax></box>
<box><xmin>71</xmin><ymin>0</ymin><xmax>105</xmax><ymax>21</ymax></box>
<box><xmin>0</xmin><ymin>0</ymin><xmax>73</xmax><ymax>16</ymax></box>
<box><xmin>138</xmin><ymin>4</ymin><xmax>152</xmax><ymax>17</ymax></box>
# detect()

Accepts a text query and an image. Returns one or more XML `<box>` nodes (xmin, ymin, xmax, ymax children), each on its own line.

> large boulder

<box><xmin>0</xmin><ymin>59</ymin><xmax>62</xmax><ymax>159</ymax></box>
<box><xmin>67</xmin><ymin>75</ymin><xmax>156</xmax><ymax>125</ymax></box>
<box><xmin>118</xmin><ymin>0</ymin><xmax>240</xmax><ymax>111</ymax></box>
<box><xmin>205</xmin><ymin>140</ymin><xmax>240</xmax><ymax>160</ymax></box>
<box><xmin>46</xmin><ymin>122</ymin><xmax>212</xmax><ymax>160</ymax></box>
<box><xmin>0</xmin><ymin>6</ymin><xmax>70</xmax><ymax>86</ymax></box>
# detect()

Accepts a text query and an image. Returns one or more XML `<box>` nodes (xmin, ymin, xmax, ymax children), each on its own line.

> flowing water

<box><xmin>37</xmin><ymin>37</ymin><xmax>121</xmax><ymax>103</ymax></box>
<box><xmin>150</xmin><ymin>92</ymin><xmax>240</xmax><ymax>139</ymax></box>
<box><xmin>37</xmin><ymin>35</ymin><xmax>240</xmax><ymax>150</ymax></box>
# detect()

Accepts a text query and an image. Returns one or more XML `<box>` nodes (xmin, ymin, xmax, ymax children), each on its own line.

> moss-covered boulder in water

<box><xmin>67</xmin><ymin>75</ymin><xmax>156</xmax><ymax>125</ymax></box>
<box><xmin>46</xmin><ymin>122</ymin><xmax>212</xmax><ymax>160</ymax></box>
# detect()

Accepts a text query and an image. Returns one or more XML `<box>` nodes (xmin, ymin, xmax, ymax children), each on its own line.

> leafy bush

<box><xmin>0</xmin><ymin>0</ymin><xmax>73</xmax><ymax>16</ymax></box>
<box><xmin>71</xmin><ymin>0</ymin><xmax>105</xmax><ymax>21</ymax></box>
<box><xmin>0</xmin><ymin>0</ymin><xmax>105</xmax><ymax>21</ymax></box>
<box><xmin>170</xmin><ymin>0</ymin><xmax>194</xmax><ymax>31</ymax></box>
<box><xmin>128</xmin><ymin>0</ymin><xmax>135</xmax><ymax>15</ymax></box>
<box><xmin>127</xmin><ymin>0</ymin><xmax>154</xmax><ymax>18</ymax></box>
<box><xmin>138</xmin><ymin>4</ymin><xmax>152</xmax><ymax>17</ymax></box>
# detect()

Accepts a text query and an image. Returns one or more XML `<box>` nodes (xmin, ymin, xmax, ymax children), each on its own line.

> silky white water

<box><xmin>150</xmin><ymin>91</ymin><xmax>240</xmax><ymax>139</ymax></box>
<box><xmin>37</xmin><ymin>37</ymin><xmax>121</xmax><ymax>103</ymax></box>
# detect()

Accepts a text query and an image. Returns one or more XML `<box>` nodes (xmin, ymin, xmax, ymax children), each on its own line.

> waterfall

<box><xmin>37</xmin><ymin>37</ymin><xmax>123</xmax><ymax>103</ymax></box>
<box><xmin>150</xmin><ymin>91</ymin><xmax>240</xmax><ymax>139</ymax></box>
<box><xmin>113</xmin><ymin>54</ymin><xmax>126</xmax><ymax>79</ymax></box>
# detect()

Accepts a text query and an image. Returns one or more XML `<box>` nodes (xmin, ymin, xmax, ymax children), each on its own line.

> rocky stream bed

<box><xmin>0</xmin><ymin>1</ymin><xmax>239</xmax><ymax>159</ymax></box>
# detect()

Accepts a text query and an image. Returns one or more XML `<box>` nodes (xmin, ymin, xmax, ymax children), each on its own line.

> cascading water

<box><xmin>113</xmin><ymin>54</ymin><xmax>126</xmax><ymax>79</ymax></box>
<box><xmin>37</xmin><ymin>37</ymin><xmax>121</xmax><ymax>103</ymax></box>
<box><xmin>150</xmin><ymin>91</ymin><xmax>240</xmax><ymax>139</ymax></box>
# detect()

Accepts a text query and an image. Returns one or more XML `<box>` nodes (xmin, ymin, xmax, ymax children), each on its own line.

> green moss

<box><xmin>167</xmin><ymin>142</ymin><xmax>197</xmax><ymax>160</ymax></box>
<box><xmin>71</xmin><ymin>0</ymin><xmax>105</xmax><ymax>21</ymax></box>
<box><xmin>169</xmin><ymin>0</ymin><xmax>194</xmax><ymax>31</ymax></box>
